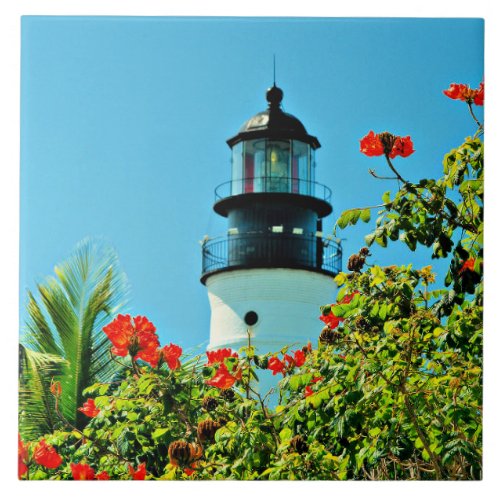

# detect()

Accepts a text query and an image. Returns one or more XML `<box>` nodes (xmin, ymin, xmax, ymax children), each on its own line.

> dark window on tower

<box><xmin>244</xmin><ymin>311</ymin><xmax>259</xmax><ymax>326</ymax></box>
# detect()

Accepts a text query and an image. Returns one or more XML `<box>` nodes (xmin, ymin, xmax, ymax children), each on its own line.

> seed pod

<box><xmin>168</xmin><ymin>440</ymin><xmax>203</xmax><ymax>468</ymax></box>
<box><xmin>347</xmin><ymin>253</ymin><xmax>365</xmax><ymax>272</ymax></box>
<box><xmin>319</xmin><ymin>326</ymin><xmax>336</xmax><ymax>345</ymax></box>
<box><xmin>202</xmin><ymin>396</ymin><xmax>218</xmax><ymax>412</ymax></box>
<box><xmin>290</xmin><ymin>435</ymin><xmax>309</xmax><ymax>454</ymax></box>
<box><xmin>220</xmin><ymin>388</ymin><xmax>235</xmax><ymax>402</ymax></box>
<box><xmin>197</xmin><ymin>419</ymin><xmax>221</xmax><ymax>444</ymax></box>
<box><xmin>168</xmin><ymin>440</ymin><xmax>192</xmax><ymax>468</ymax></box>
<box><xmin>378</xmin><ymin>131</ymin><xmax>396</xmax><ymax>155</ymax></box>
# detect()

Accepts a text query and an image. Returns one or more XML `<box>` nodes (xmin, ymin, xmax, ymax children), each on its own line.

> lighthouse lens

<box><xmin>244</xmin><ymin>311</ymin><xmax>258</xmax><ymax>326</ymax></box>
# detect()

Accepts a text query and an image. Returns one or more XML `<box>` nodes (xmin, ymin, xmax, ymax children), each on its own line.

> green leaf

<box><xmin>279</xmin><ymin>428</ymin><xmax>293</xmax><ymax>442</ymax></box>
<box><xmin>360</xmin><ymin>208</ymin><xmax>371</xmax><ymax>223</ymax></box>
<box><xmin>152</xmin><ymin>428</ymin><xmax>169</xmax><ymax>440</ymax></box>
<box><xmin>382</xmin><ymin>191</ymin><xmax>391</xmax><ymax>204</ymax></box>
<box><xmin>364</xmin><ymin>232</ymin><xmax>376</xmax><ymax>246</ymax></box>
<box><xmin>378</xmin><ymin>303</ymin><xmax>387</xmax><ymax>321</ymax></box>
<box><xmin>370</xmin><ymin>266</ymin><xmax>386</xmax><ymax>287</ymax></box>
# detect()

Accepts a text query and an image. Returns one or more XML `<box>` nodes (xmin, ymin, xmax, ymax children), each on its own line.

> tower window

<box><xmin>244</xmin><ymin>311</ymin><xmax>259</xmax><ymax>326</ymax></box>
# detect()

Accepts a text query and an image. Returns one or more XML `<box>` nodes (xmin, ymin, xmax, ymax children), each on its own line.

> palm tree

<box><xmin>19</xmin><ymin>238</ymin><xmax>129</xmax><ymax>437</ymax></box>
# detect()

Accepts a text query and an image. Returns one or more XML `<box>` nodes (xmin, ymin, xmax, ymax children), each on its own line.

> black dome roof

<box><xmin>227</xmin><ymin>86</ymin><xmax>320</xmax><ymax>149</ymax></box>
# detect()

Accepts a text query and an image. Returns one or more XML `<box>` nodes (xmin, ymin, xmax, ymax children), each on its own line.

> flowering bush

<box><xmin>18</xmin><ymin>81</ymin><xmax>482</xmax><ymax>480</ymax></box>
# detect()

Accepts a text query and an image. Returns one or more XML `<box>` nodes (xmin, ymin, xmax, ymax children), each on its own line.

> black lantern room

<box><xmin>201</xmin><ymin>85</ymin><xmax>342</xmax><ymax>283</ymax></box>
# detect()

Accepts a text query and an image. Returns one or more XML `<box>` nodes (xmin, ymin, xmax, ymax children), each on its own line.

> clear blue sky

<box><xmin>20</xmin><ymin>17</ymin><xmax>484</xmax><ymax>349</ymax></box>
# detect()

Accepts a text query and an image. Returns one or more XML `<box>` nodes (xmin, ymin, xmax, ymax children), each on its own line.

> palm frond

<box><xmin>18</xmin><ymin>344</ymin><xmax>67</xmax><ymax>440</ymax></box>
<box><xmin>21</xmin><ymin>237</ymin><xmax>130</xmax><ymax>431</ymax></box>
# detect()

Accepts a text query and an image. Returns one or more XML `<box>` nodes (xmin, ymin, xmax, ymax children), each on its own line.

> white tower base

<box><xmin>206</xmin><ymin>268</ymin><xmax>337</xmax><ymax>354</ymax></box>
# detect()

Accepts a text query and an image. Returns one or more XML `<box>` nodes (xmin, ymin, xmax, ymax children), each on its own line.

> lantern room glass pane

<box><xmin>292</xmin><ymin>140</ymin><xmax>310</xmax><ymax>195</ymax></box>
<box><xmin>266</xmin><ymin>140</ymin><xmax>290</xmax><ymax>192</ymax></box>
<box><xmin>231</xmin><ymin>142</ymin><xmax>243</xmax><ymax>195</ymax></box>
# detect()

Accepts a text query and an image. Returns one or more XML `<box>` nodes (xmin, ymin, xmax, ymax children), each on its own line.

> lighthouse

<box><xmin>201</xmin><ymin>84</ymin><xmax>342</xmax><ymax>360</ymax></box>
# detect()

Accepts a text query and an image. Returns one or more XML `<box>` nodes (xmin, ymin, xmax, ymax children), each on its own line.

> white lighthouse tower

<box><xmin>201</xmin><ymin>84</ymin><xmax>341</xmax><ymax>360</ymax></box>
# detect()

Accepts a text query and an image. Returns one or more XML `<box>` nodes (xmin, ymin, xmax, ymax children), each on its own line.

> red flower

<box><xmin>207</xmin><ymin>362</ymin><xmax>238</xmax><ymax>389</ymax></box>
<box><xmin>304</xmin><ymin>385</ymin><xmax>315</xmax><ymax>398</ymax></box>
<box><xmin>71</xmin><ymin>462</ymin><xmax>95</xmax><ymax>480</ymax></box>
<box><xmin>103</xmin><ymin>314</ymin><xmax>134</xmax><ymax>356</ymax></box>
<box><xmin>129</xmin><ymin>463</ymin><xmax>147</xmax><ymax>480</ymax></box>
<box><xmin>33</xmin><ymin>439</ymin><xmax>62</xmax><ymax>469</ymax></box>
<box><xmin>18</xmin><ymin>435</ymin><xmax>29</xmax><ymax>479</ymax></box>
<box><xmin>459</xmin><ymin>258</ymin><xmax>476</xmax><ymax>274</ymax></box>
<box><xmin>283</xmin><ymin>353</ymin><xmax>294</xmax><ymax>367</ymax></box>
<box><xmin>443</xmin><ymin>83</ymin><xmax>465</xmax><ymax>100</ymax></box>
<box><xmin>206</xmin><ymin>348</ymin><xmax>239</xmax><ymax>366</ymax></box>
<box><xmin>78</xmin><ymin>398</ymin><xmax>100</xmax><ymax>418</ymax></box>
<box><xmin>474</xmin><ymin>82</ymin><xmax>484</xmax><ymax>106</ymax></box>
<box><xmin>268</xmin><ymin>356</ymin><xmax>286</xmax><ymax>376</ymax></box>
<box><xmin>304</xmin><ymin>376</ymin><xmax>324</xmax><ymax>398</ymax></box>
<box><xmin>339</xmin><ymin>291</ymin><xmax>359</xmax><ymax>304</ymax></box>
<box><xmin>320</xmin><ymin>291</ymin><xmax>360</xmax><ymax>329</ymax></box>
<box><xmin>160</xmin><ymin>343</ymin><xmax>183</xmax><ymax>370</ymax></box>
<box><xmin>103</xmin><ymin>314</ymin><xmax>160</xmax><ymax>366</ymax></box>
<box><xmin>389</xmin><ymin>136</ymin><xmax>415</xmax><ymax>158</ymax></box>
<box><xmin>184</xmin><ymin>467</ymin><xmax>195</xmax><ymax>476</ymax></box>
<box><xmin>96</xmin><ymin>471</ymin><xmax>110</xmax><ymax>480</ymax></box>
<box><xmin>293</xmin><ymin>350</ymin><xmax>306</xmax><ymax>368</ymax></box>
<box><xmin>444</xmin><ymin>82</ymin><xmax>484</xmax><ymax>106</ymax></box>
<box><xmin>319</xmin><ymin>311</ymin><xmax>342</xmax><ymax>329</ymax></box>
<box><xmin>360</xmin><ymin>130</ymin><xmax>384</xmax><ymax>157</ymax></box>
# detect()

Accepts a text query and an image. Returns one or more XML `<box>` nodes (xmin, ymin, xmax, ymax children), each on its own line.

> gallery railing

<box><xmin>214</xmin><ymin>177</ymin><xmax>332</xmax><ymax>204</ymax></box>
<box><xmin>201</xmin><ymin>232</ymin><xmax>342</xmax><ymax>277</ymax></box>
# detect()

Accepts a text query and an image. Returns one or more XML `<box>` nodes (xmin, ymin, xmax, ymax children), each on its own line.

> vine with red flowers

<box><xmin>18</xmin><ymin>81</ymin><xmax>483</xmax><ymax>480</ymax></box>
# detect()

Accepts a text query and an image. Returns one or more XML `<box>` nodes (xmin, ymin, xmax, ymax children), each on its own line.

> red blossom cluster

<box><xmin>205</xmin><ymin>348</ymin><xmax>242</xmax><ymax>389</ymax></box>
<box><xmin>71</xmin><ymin>462</ymin><xmax>95</xmax><ymax>480</ymax></box>
<box><xmin>206</xmin><ymin>362</ymin><xmax>242</xmax><ymax>389</ymax></box>
<box><xmin>78</xmin><ymin>398</ymin><xmax>100</xmax><ymax>418</ymax></box>
<box><xmin>33</xmin><ymin>439</ymin><xmax>63</xmax><ymax>469</ymax></box>
<box><xmin>206</xmin><ymin>348</ymin><xmax>239</xmax><ymax>365</ymax></box>
<box><xmin>159</xmin><ymin>343</ymin><xmax>183</xmax><ymax>370</ymax></box>
<box><xmin>443</xmin><ymin>82</ymin><xmax>484</xmax><ymax>106</ymax></box>
<box><xmin>103</xmin><ymin>315</ymin><xmax>182</xmax><ymax>370</ymax></box>
<box><xmin>319</xmin><ymin>292</ymin><xmax>359</xmax><ymax>329</ymax></box>
<box><xmin>129</xmin><ymin>463</ymin><xmax>147</xmax><ymax>480</ymax></box>
<box><xmin>103</xmin><ymin>314</ymin><xmax>159</xmax><ymax>363</ymax></box>
<box><xmin>360</xmin><ymin>131</ymin><xmax>415</xmax><ymax>158</ymax></box>
<box><xmin>268</xmin><ymin>349</ymin><xmax>307</xmax><ymax>376</ymax></box>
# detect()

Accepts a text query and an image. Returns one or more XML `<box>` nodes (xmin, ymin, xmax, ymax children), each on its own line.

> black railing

<box><xmin>201</xmin><ymin>232</ymin><xmax>342</xmax><ymax>277</ymax></box>
<box><xmin>214</xmin><ymin>177</ymin><xmax>332</xmax><ymax>204</ymax></box>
